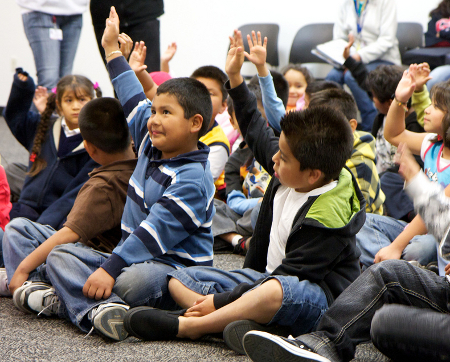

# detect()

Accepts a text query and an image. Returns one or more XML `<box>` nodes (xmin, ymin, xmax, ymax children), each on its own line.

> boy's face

<box><xmin>195</xmin><ymin>77</ymin><xmax>226</xmax><ymax>128</ymax></box>
<box><xmin>148</xmin><ymin>93</ymin><xmax>200</xmax><ymax>159</ymax></box>
<box><xmin>372</xmin><ymin>94</ymin><xmax>391</xmax><ymax>115</ymax></box>
<box><xmin>272</xmin><ymin>132</ymin><xmax>318</xmax><ymax>192</ymax></box>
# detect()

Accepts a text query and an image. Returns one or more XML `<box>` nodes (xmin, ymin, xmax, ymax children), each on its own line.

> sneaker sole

<box><xmin>243</xmin><ymin>331</ymin><xmax>331</xmax><ymax>362</ymax></box>
<box><xmin>223</xmin><ymin>320</ymin><xmax>291</xmax><ymax>355</ymax></box>
<box><xmin>92</xmin><ymin>306</ymin><xmax>129</xmax><ymax>341</ymax></box>
<box><xmin>12</xmin><ymin>282</ymin><xmax>52</xmax><ymax>314</ymax></box>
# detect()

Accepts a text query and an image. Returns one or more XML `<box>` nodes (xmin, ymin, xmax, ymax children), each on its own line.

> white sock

<box><xmin>231</xmin><ymin>235</ymin><xmax>242</xmax><ymax>247</ymax></box>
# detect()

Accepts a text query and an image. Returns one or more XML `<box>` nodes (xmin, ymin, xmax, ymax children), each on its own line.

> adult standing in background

<box><xmin>90</xmin><ymin>0</ymin><xmax>164</xmax><ymax>72</ymax></box>
<box><xmin>327</xmin><ymin>0</ymin><xmax>401</xmax><ymax>132</ymax></box>
<box><xmin>16</xmin><ymin>0</ymin><xmax>88</xmax><ymax>90</ymax></box>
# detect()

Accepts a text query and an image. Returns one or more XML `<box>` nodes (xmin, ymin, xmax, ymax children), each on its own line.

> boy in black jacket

<box><xmin>120</xmin><ymin>30</ymin><xmax>366</xmax><ymax>354</ymax></box>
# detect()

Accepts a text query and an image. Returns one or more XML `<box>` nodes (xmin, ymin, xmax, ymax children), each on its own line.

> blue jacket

<box><xmin>101</xmin><ymin>57</ymin><xmax>215</xmax><ymax>280</ymax></box>
<box><xmin>4</xmin><ymin>70</ymin><xmax>98</xmax><ymax>229</ymax></box>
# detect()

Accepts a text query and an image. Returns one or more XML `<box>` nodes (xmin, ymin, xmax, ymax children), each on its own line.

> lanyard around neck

<box><xmin>354</xmin><ymin>0</ymin><xmax>369</xmax><ymax>34</ymax></box>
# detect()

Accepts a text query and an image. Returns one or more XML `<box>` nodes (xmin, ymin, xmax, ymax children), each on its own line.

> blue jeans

<box><xmin>326</xmin><ymin>60</ymin><xmax>392</xmax><ymax>132</ymax></box>
<box><xmin>356</xmin><ymin>213</ymin><xmax>437</xmax><ymax>269</ymax></box>
<box><xmin>46</xmin><ymin>243</ymin><xmax>178</xmax><ymax>332</ymax></box>
<box><xmin>169</xmin><ymin>266</ymin><xmax>328</xmax><ymax>336</ymax></box>
<box><xmin>22</xmin><ymin>11</ymin><xmax>83</xmax><ymax>89</ymax></box>
<box><xmin>2</xmin><ymin>217</ymin><xmax>54</xmax><ymax>282</ymax></box>
<box><xmin>296</xmin><ymin>260</ymin><xmax>450</xmax><ymax>362</ymax></box>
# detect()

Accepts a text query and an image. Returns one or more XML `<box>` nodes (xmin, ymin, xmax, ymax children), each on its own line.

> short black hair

<box><xmin>191</xmin><ymin>65</ymin><xmax>228</xmax><ymax>102</ymax></box>
<box><xmin>366</xmin><ymin>65</ymin><xmax>404</xmax><ymax>103</ymax></box>
<box><xmin>280</xmin><ymin>107</ymin><xmax>353</xmax><ymax>181</ymax></box>
<box><xmin>247</xmin><ymin>83</ymin><xmax>262</xmax><ymax>103</ymax></box>
<box><xmin>308</xmin><ymin>88</ymin><xmax>358</xmax><ymax>121</ymax></box>
<box><xmin>78</xmin><ymin>97</ymin><xmax>130</xmax><ymax>153</ymax></box>
<box><xmin>156</xmin><ymin>77</ymin><xmax>213</xmax><ymax>138</ymax></box>
<box><xmin>249</xmin><ymin>70</ymin><xmax>289</xmax><ymax>108</ymax></box>
<box><xmin>226</xmin><ymin>95</ymin><xmax>234</xmax><ymax>116</ymax></box>
<box><xmin>305</xmin><ymin>80</ymin><xmax>341</xmax><ymax>97</ymax></box>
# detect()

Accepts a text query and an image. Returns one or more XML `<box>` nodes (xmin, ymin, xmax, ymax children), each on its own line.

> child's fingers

<box><xmin>257</xmin><ymin>31</ymin><xmax>262</xmax><ymax>45</ymax></box>
<box><xmin>263</xmin><ymin>36</ymin><xmax>268</xmax><ymax>48</ymax></box>
<box><xmin>247</xmin><ymin>34</ymin><xmax>254</xmax><ymax>49</ymax></box>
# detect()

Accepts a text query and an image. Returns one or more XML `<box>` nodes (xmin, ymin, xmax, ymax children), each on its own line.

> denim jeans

<box><xmin>46</xmin><ymin>243</ymin><xmax>178</xmax><ymax>332</ymax></box>
<box><xmin>296</xmin><ymin>260</ymin><xmax>450</xmax><ymax>362</ymax></box>
<box><xmin>22</xmin><ymin>11</ymin><xmax>83</xmax><ymax>89</ymax></box>
<box><xmin>2</xmin><ymin>217</ymin><xmax>55</xmax><ymax>282</ymax></box>
<box><xmin>169</xmin><ymin>266</ymin><xmax>328</xmax><ymax>336</ymax></box>
<box><xmin>356</xmin><ymin>213</ymin><xmax>437</xmax><ymax>269</ymax></box>
<box><xmin>326</xmin><ymin>60</ymin><xmax>393</xmax><ymax>132</ymax></box>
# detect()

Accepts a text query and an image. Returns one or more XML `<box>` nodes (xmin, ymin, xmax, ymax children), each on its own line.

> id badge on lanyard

<box><xmin>49</xmin><ymin>15</ymin><xmax>63</xmax><ymax>41</ymax></box>
<box><xmin>354</xmin><ymin>0</ymin><xmax>369</xmax><ymax>51</ymax></box>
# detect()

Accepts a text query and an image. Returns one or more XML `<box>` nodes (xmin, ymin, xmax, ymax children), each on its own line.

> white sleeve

<box><xmin>208</xmin><ymin>145</ymin><xmax>229</xmax><ymax>182</ymax></box>
<box><xmin>420</xmin><ymin>133</ymin><xmax>437</xmax><ymax>161</ymax></box>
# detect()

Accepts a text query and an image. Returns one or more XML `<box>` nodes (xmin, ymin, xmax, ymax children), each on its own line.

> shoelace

<box><xmin>37</xmin><ymin>294</ymin><xmax>59</xmax><ymax>317</ymax></box>
<box><xmin>287</xmin><ymin>335</ymin><xmax>312</xmax><ymax>351</ymax></box>
<box><xmin>84</xmin><ymin>305</ymin><xmax>100</xmax><ymax>339</ymax></box>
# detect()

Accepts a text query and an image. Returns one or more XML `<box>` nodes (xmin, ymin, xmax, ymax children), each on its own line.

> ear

<box><xmin>190</xmin><ymin>114</ymin><xmax>203</xmax><ymax>134</ymax></box>
<box><xmin>349</xmin><ymin>119</ymin><xmax>358</xmax><ymax>132</ymax></box>
<box><xmin>308</xmin><ymin>169</ymin><xmax>323</xmax><ymax>185</ymax></box>
<box><xmin>83</xmin><ymin>140</ymin><xmax>97</xmax><ymax>157</ymax></box>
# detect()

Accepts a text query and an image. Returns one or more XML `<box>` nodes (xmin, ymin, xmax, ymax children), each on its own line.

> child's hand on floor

<box><xmin>343</xmin><ymin>33</ymin><xmax>355</xmax><ymax>60</ymax></box>
<box><xmin>409</xmin><ymin>63</ymin><xmax>432</xmax><ymax>92</ymax></box>
<box><xmin>129</xmin><ymin>41</ymin><xmax>148</xmax><ymax>73</ymax></box>
<box><xmin>118</xmin><ymin>32</ymin><xmax>133</xmax><ymax>60</ymax></box>
<box><xmin>33</xmin><ymin>86</ymin><xmax>49</xmax><ymax>114</ymax></box>
<box><xmin>184</xmin><ymin>294</ymin><xmax>216</xmax><ymax>317</ymax></box>
<box><xmin>83</xmin><ymin>267</ymin><xmax>115</xmax><ymax>300</ymax></box>
<box><xmin>395</xmin><ymin>66</ymin><xmax>417</xmax><ymax>104</ymax></box>
<box><xmin>101</xmin><ymin>6</ymin><xmax>120</xmax><ymax>55</ymax></box>
<box><xmin>8</xmin><ymin>270</ymin><xmax>30</xmax><ymax>295</ymax></box>
<box><xmin>396</xmin><ymin>142</ymin><xmax>421</xmax><ymax>183</ymax></box>
<box><xmin>225</xmin><ymin>30</ymin><xmax>245</xmax><ymax>87</ymax></box>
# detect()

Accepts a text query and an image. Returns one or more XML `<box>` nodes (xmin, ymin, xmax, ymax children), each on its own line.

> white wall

<box><xmin>0</xmin><ymin>0</ymin><xmax>439</xmax><ymax>106</ymax></box>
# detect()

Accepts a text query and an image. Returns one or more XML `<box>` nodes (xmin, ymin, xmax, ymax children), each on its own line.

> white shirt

<box><xmin>265</xmin><ymin>181</ymin><xmax>338</xmax><ymax>273</ymax></box>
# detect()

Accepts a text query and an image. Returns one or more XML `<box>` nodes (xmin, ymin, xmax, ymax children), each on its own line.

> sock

<box><xmin>231</xmin><ymin>234</ymin><xmax>242</xmax><ymax>247</ymax></box>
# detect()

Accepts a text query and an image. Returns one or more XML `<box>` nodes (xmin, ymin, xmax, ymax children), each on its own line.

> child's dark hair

<box><xmin>28</xmin><ymin>75</ymin><xmax>101</xmax><ymax>177</ymax></box>
<box><xmin>430</xmin><ymin>80</ymin><xmax>450</xmax><ymax>148</ymax></box>
<box><xmin>156</xmin><ymin>77</ymin><xmax>212</xmax><ymax>138</ymax></box>
<box><xmin>430</xmin><ymin>0</ymin><xmax>450</xmax><ymax>17</ymax></box>
<box><xmin>305</xmin><ymin>80</ymin><xmax>342</xmax><ymax>97</ymax></box>
<box><xmin>247</xmin><ymin>83</ymin><xmax>262</xmax><ymax>103</ymax></box>
<box><xmin>366</xmin><ymin>65</ymin><xmax>403</xmax><ymax>104</ymax></box>
<box><xmin>226</xmin><ymin>96</ymin><xmax>234</xmax><ymax>116</ymax></box>
<box><xmin>249</xmin><ymin>71</ymin><xmax>289</xmax><ymax>108</ymax></box>
<box><xmin>308</xmin><ymin>89</ymin><xmax>358</xmax><ymax>121</ymax></box>
<box><xmin>78</xmin><ymin>98</ymin><xmax>130</xmax><ymax>153</ymax></box>
<box><xmin>280</xmin><ymin>107</ymin><xmax>353</xmax><ymax>181</ymax></box>
<box><xmin>281</xmin><ymin>64</ymin><xmax>314</xmax><ymax>86</ymax></box>
<box><xmin>191</xmin><ymin>65</ymin><xmax>228</xmax><ymax>101</ymax></box>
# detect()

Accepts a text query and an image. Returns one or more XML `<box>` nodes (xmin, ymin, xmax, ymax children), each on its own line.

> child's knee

<box><xmin>259</xmin><ymin>279</ymin><xmax>283</xmax><ymax>306</ymax></box>
<box><xmin>168</xmin><ymin>277</ymin><xmax>186</xmax><ymax>297</ymax></box>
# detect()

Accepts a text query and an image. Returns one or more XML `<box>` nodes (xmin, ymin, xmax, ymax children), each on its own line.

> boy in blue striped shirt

<box><xmin>12</xmin><ymin>7</ymin><xmax>215</xmax><ymax>341</ymax></box>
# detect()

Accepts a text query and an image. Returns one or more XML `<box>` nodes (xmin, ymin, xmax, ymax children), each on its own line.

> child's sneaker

<box><xmin>13</xmin><ymin>281</ymin><xmax>59</xmax><ymax>316</ymax></box>
<box><xmin>0</xmin><ymin>268</ymin><xmax>11</xmax><ymax>297</ymax></box>
<box><xmin>89</xmin><ymin>303</ymin><xmax>129</xmax><ymax>341</ymax></box>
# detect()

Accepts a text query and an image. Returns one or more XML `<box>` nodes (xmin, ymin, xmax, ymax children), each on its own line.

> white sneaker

<box><xmin>13</xmin><ymin>281</ymin><xmax>59</xmax><ymax>316</ymax></box>
<box><xmin>89</xmin><ymin>303</ymin><xmax>129</xmax><ymax>341</ymax></box>
<box><xmin>0</xmin><ymin>268</ymin><xmax>11</xmax><ymax>297</ymax></box>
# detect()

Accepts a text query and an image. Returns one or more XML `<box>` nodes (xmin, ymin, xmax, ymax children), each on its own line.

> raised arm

<box><xmin>129</xmin><ymin>41</ymin><xmax>158</xmax><ymax>100</ymax></box>
<box><xmin>384</xmin><ymin>65</ymin><xmax>427</xmax><ymax>155</ymax></box>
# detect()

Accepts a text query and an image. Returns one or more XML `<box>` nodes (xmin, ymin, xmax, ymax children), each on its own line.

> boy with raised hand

<box><xmin>6</xmin><ymin>97</ymin><xmax>136</xmax><ymax>304</ymax></box>
<box><xmin>10</xmin><ymin>6</ymin><xmax>215</xmax><ymax>341</ymax></box>
<box><xmin>120</xmin><ymin>30</ymin><xmax>365</xmax><ymax>354</ymax></box>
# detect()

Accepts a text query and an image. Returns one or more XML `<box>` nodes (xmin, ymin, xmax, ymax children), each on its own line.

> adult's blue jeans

<box><xmin>296</xmin><ymin>260</ymin><xmax>450</xmax><ymax>362</ymax></box>
<box><xmin>356</xmin><ymin>213</ymin><xmax>437</xmax><ymax>269</ymax></box>
<box><xmin>22</xmin><ymin>11</ymin><xmax>83</xmax><ymax>89</ymax></box>
<box><xmin>326</xmin><ymin>60</ymin><xmax>393</xmax><ymax>132</ymax></box>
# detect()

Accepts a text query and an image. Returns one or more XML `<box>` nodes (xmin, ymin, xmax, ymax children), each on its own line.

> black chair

<box><xmin>396</xmin><ymin>22</ymin><xmax>424</xmax><ymax>65</ymax></box>
<box><xmin>237</xmin><ymin>23</ymin><xmax>280</xmax><ymax>67</ymax></box>
<box><xmin>289</xmin><ymin>23</ymin><xmax>334</xmax><ymax>64</ymax></box>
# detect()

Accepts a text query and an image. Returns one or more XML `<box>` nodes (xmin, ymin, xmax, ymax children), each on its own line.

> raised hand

<box><xmin>225</xmin><ymin>30</ymin><xmax>245</xmax><ymax>87</ymax></box>
<box><xmin>33</xmin><ymin>86</ymin><xmax>49</xmax><ymax>114</ymax></box>
<box><xmin>244</xmin><ymin>31</ymin><xmax>267</xmax><ymax>67</ymax></box>
<box><xmin>118</xmin><ymin>32</ymin><xmax>133</xmax><ymax>60</ymax></box>
<box><xmin>161</xmin><ymin>42</ymin><xmax>177</xmax><ymax>64</ymax></box>
<box><xmin>395</xmin><ymin>66</ymin><xmax>416</xmax><ymax>104</ymax></box>
<box><xmin>101</xmin><ymin>6</ymin><xmax>120</xmax><ymax>55</ymax></box>
<box><xmin>129</xmin><ymin>41</ymin><xmax>148</xmax><ymax>73</ymax></box>
<box><xmin>343</xmin><ymin>33</ymin><xmax>355</xmax><ymax>60</ymax></box>
<box><xmin>409</xmin><ymin>62</ymin><xmax>432</xmax><ymax>92</ymax></box>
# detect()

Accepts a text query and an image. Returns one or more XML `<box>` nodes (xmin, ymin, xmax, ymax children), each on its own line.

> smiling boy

<box><xmin>119</xmin><ymin>30</ymin><xmax>365</xmax><ymax>354</ymax></box>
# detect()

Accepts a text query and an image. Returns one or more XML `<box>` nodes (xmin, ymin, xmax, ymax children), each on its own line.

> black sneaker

<box><xmin>243</xmin><ymin>331</ymin><xmax>331</xmax><ymax>362</ymax></box>
<box><xmin>13</xmin><ymin>281</ymin><xmax>59</xmax><ymax>316</ymax></box>
<box><xmin>223</xmin><ymin>319</ymin><xmax>291</xmax><ymax>355</ymax></box>
<box><xmin>124</xmin><ymin>307</ymin><xmax>186</xmax><ymax>340</ymax></box>
<box><xmin>233</xmin><ymin>238</ymin><xmax>248</xmax><ymax>256</ymax></box>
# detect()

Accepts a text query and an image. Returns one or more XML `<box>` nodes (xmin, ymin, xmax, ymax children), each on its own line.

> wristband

<box><xmin>106</xmin><ymin>50</ymin><xmax>122</xmax><ymax>60</ymax></box>
<box><xmin>395</xmin><ymin>97</ymin><xmax>408</xmax><ymax>112</ymax></box>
